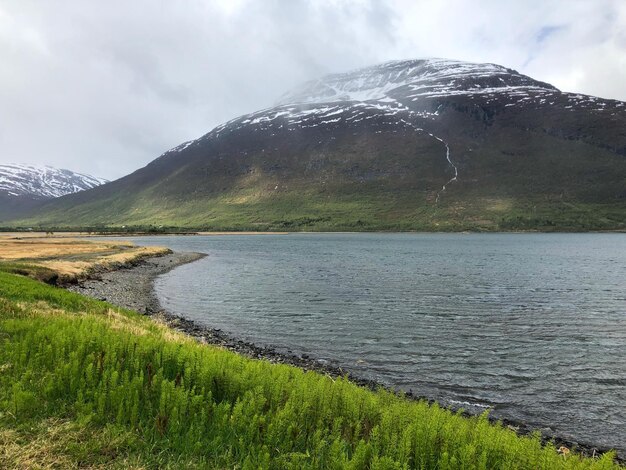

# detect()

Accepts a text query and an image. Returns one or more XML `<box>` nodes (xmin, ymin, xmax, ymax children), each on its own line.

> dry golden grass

<box><xmin>106</xmin><ymin>308</ymin><xmax>190</xmax><ymax>343</ymax></box>
<box><xmin>15</xmin><ymin>301</ymin><xmax>72</xmax><ymax>320</ymax></box>
<box><xmin>39</xmin><ymin>246</ymin><xmax>169</xmax><ymax>277</ymax></box>
<box><xmin>14</xmin><ymin>299</ymin><xmax>190</xmax><ymax>345</ymax></box>
<box><xmin>0</xmin><ymin>238</ymin><xmax>133</xmax><ymax>260</ymax></box>
<box><xmin>0</xmin><ymin>422</ymin><xmax>81</xmax><ymax>470</ymax></box>
<box><xmin>0</xmin><ymin>236</ymin><xmax>169</xmax><ymax>282</ymax></box>
<box><xmin>0</xmin><ymin>419</ymin><xmax>148</xmax><ymax>470</ymax></box>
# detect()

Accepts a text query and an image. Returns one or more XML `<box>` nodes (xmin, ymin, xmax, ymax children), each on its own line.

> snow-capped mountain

<box><xmin>173</xmin><ymin>58</ymin><xmax>623</xmax><ymax>162</ymax></box>
<box><xmin>277</xmin><ymin>57</ymin><xmax>621</xmax><ymax>114</ymax></box>
<box><xmin>278</xmin><ymin>58</ymin><xmax>557</xmax><ymax>104</ymax></box>
<box><xmin>0</xmin><ymin>164</ymin><xmax>108</xmax><ymax>199</ymax></box>
<box><xmin>7</xmin><ymin>58</ymin><xmax>626</xmax><ymax>231</ymax></box>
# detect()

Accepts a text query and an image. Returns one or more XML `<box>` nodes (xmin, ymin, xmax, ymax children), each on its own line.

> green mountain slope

<box><xmin>8</xmin><ymin>58</ymin><xmax>626</xmax><ymax>231</ymax></box>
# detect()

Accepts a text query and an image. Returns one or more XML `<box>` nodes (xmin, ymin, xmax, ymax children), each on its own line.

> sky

<box><xmin>1</xmin><ymin>0</ymin><xmax>625</xmax><ymax>180</ymax></box>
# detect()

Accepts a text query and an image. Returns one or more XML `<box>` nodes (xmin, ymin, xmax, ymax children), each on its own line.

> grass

<box><xmin>5</xmin><ymin>121</ymin><xmax>626</xmax><ymax>232</ymax></box>
<box><xmin>8</xmin><ymin>187</ymin><xmax>626</xmax><ymax>233</ymax></box>
<box><xmin>9</xmin><ymin>194</ymin><xmax>626</xmax><ymax>233</ymax></box>
<box><xmin>0</xmin><ymin>235</ymin><xmax>170</xmax><ymax>284</ymax></box>
<box><xmin>0</xmin><ymin>271</ymin><xmax>622</xmax><ymax>468</ymax></box>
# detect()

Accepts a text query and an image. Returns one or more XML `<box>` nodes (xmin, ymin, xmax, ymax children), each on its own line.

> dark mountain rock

<box><xmin>10</xmin><ymin>58</ymin><xmax>626</xmax><ymax>231</ymax></box>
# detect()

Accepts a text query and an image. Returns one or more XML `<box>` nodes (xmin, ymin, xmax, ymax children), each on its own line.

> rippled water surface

<box><xmin>127</xmin><ymin>233</ymin><xmax>626</xmax><ymax>454</ymax></box>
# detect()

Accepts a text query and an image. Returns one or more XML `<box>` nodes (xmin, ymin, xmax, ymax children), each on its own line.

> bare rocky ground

<box><xmin>67</xmin><ymin>251</ymin><xmax>621</xmax><ymax>462</ymax></box>
<box><xmin>67</xmin><ymin>251</ymin><xmax>206</xmax><ymax>312</ymax></box>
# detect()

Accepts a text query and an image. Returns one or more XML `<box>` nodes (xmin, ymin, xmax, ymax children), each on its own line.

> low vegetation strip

<box><xmin>0</xmin><ymin>235</ymin><xmax>170</xmax><ymax>284</ymax></box>
<box><xmin>0</xmin><ymin>272</ymin><xmax>621</xmax><ymax>469</ymax></box>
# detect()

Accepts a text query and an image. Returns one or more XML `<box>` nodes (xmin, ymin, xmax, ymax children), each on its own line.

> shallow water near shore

<box><xmin>120</xmin><ymin>233</ymin><xmax>626</xmax><ymax>455</ymax></box>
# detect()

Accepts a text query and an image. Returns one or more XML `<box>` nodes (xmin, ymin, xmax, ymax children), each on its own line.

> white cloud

<box><xmin>0</xmin><ymin>0</ymin><xmax>623</xmax><ymax>179</ymax></box>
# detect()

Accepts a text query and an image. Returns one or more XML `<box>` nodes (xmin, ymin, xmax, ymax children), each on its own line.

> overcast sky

<box><xmin>1</xmin><ymin>0</ymin><xmax>625</xmax><ymax>180</ymax></box>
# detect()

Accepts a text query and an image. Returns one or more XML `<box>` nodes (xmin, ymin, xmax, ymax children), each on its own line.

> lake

<box><xmin>123</xmin><ymin>233</ymin><xmax>626</xmax><ymax>454</ymax></box>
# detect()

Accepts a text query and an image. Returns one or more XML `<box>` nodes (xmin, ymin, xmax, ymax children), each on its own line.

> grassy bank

<box><xmin>0</xmin><ymin>235</ymin><xmax>169</xmax><ymax>284</ymax></box>
<box><xmin>0</xmin><ymin>271</ymin><xmax>621</xmax><ymax>469</ymax></box>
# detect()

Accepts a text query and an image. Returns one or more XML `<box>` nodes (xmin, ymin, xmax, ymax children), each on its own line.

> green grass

<box><xmin>6</xmin><ymin>124</ymin><xmax>626</xmax><ymax>233</ymax></box>
<box><xmin>0</xmin><ymin>272</ymin><xmax>622</xmax><ymax>468</ymax></box>
<box><xmin>0</xmin><ymin>261</ymin><xmax>60</xmax><ymax>284</ymax></box>
<box><xmin>9</xmin><ymin>191</ymin><xmax>626</xmax><ymax>233</ymax></box>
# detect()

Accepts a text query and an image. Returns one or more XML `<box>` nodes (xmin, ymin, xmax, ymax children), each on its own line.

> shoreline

<box><xmin>67</xmin><ymin>251</ymin><xmax>623</xmax><ymax>462</ymax></box>
<box><xmin>2</xmin><ymin>229</ymin><xmax>626</xmax><ymax>239</ymax></box>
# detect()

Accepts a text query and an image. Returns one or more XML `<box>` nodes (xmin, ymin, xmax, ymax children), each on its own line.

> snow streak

<box><xmin>398</xmin><ymin>113</ymin><xmax>457</xmax><ymax>203</ymax></box>
<box><xmin>431</xmin><ymin>136</ymin><xmax>457</xmax><ymax>203</ymax></box>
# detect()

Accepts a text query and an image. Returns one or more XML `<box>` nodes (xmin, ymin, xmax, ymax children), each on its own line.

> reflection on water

<box><xmin>127</xmin><ymin>233</ymin><xmax>625</xmax><ymax>455</ymax></box>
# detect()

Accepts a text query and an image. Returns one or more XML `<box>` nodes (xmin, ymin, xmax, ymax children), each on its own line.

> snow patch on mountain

<box><xmin>0</xmin><ymin>164</ymin><xmax>108</xmax><ymax>199</ymax></box>
<box><xmin>157</xmin><ymin>57</ymin><xmax>624</xmax><ymax>165</ymax></box>
<box><xmin>277</xmin><ymin>58</ymin><xmax>558</xmax><ymax>105</ymax></box>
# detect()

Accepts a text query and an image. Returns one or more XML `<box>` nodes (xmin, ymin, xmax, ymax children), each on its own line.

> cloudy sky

<box><xmin>1</xmin><ymin>0</ymin><xmax>625</xmax><ymax>180</ymax></box>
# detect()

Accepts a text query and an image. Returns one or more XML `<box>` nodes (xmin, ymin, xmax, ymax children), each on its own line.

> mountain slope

<box><xmin>0</xmin><ymin>164</ymin><xmax>107</xmax><ymax>222</ymax></box>
<box><xmin>10</xmin><ymin>58</ymin><xmax>626</xmax><ymax>231</ymax></box>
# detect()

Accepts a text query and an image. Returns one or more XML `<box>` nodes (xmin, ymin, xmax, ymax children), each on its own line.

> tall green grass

<box><xmin>0</xmin><ymin>272</ymin><xmax>621</xmax><ymax>468</ymax></box>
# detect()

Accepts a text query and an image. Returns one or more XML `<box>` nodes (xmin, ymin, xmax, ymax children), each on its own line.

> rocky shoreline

<box><xmin>67</xmin><ymin>251</ymin><xmax>622</xmax><ymax>462</ymax></box>
<box><xmin>67</xmin><ymin>251</ymin><xmax>206</xmax><ymax>311</ymax></box>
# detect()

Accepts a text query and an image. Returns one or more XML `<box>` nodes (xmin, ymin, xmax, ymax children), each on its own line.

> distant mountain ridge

<box><xmin>0</xmin><ymin>164</ymin><xmax>107</xmax><ymax>222</ymax></box>
<box><xmin>0</xmin><ymin>164</ymin><xmax>107</xmax><ymax>199</ymax></box>
<box><xmin>7</xmin><ymin>58</ymin><xmax>626</xmax><ymax>231</ymax></box>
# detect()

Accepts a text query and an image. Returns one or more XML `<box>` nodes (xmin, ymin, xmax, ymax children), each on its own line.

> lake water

<box><xmin>124</xmin><ymin>233</ymin><xmax>626</xmax><ymax>454</ymax></box>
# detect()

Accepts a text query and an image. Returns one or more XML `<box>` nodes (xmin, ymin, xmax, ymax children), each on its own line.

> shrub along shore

<box><xmin>0</xmin><ymin>244</ymin><xmax>623</xmax><ymax>468</ymax></box>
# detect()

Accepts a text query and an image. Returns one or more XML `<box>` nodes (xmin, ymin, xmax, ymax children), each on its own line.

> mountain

<box><xmin>0</xmin><ymin>164</ymin><xmax>107</xmax><ymax>222</ymax></box>
<box><xmin>0</xmin><ymin>164</ymin><xmax>107</xmax><ymax>199</ymax></box>
<box><xmin>9</xmin><ymin>58</ymin><xmax>626</xmax><ymax>231</ymax></box>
